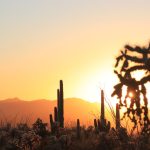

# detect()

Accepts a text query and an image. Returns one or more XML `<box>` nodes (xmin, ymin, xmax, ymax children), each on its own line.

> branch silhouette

<box><xmin>112</xmin><ymin>43</ymin><xmax>150</xmax><ymax>134</ymax></box>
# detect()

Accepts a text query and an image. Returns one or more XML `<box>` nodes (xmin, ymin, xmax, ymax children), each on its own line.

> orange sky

<box><xmin>0</xmin><ymin>1</ymin><xmax>150</xmax><ymax>102</ymax></box>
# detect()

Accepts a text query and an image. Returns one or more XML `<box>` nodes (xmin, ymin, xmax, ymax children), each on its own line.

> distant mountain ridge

<box><xmin>0</xmin><ymin>98</ymin><xmax>101</xmax><ymax>126</ymax></box>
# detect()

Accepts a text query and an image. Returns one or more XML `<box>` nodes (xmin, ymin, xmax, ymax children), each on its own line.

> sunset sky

<box><xmin>0</xmin><ymin>0</ymin><xmax>150</xmax><ymax>102</ymax></box>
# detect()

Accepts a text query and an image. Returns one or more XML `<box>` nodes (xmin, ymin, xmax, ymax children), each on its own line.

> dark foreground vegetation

<box><xmin>0</xmin><ymin>119</ymin><xmax>150</xmax><ymax>150</ymax></box>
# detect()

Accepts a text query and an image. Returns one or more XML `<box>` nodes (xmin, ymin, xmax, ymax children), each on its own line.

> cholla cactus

<box><xmin>20</xmin><ymin>131</ymin><xmax>41</xmax><ymax>149</ymax></box>
<box><xmin>32</xmin><ymin>118</ymin><xmax>48</xmax><ymax>137</ymax></box>
<box><xmin>112</xmin><ymin>43</ymin><xmax>150</xmax><ymax>133</ymax></box>
<box><xmin>0</xmin><ymin>124</ymin><xmax>41</xmax><ymax>150</ymax></box>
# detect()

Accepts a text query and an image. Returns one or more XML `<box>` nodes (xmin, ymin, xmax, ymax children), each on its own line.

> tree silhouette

<box><xmin>112</xmin><ymin>43</ymin><xmax>150</xmax><ymax>134</ymax></box>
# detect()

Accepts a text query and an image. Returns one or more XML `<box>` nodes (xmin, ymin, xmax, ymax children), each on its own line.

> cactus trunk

<box><xmin>100</xmin><ymin>90</ymin><xmax>106</xmax><ymax>131</ymax></box>
<box><xmin>94</xmin><ymin>119</ymin><xmax>98</xmax><ymax>129</ymax></box>
<box><xmin>54</xmin><ymin>107</ymin><xmax>58</xmax><ymax>122</ymax></box>
<box><xmin>57</xmin><ymin>89</ymin><xmax>60</xmax><ymax>122</ymax></box>
<box><xmin>97</xmin><ymin>119</ymin><xmax>101</xmax><ymax>130</ymax></box>
<box><xmin>59</xmin><ymin>80</ymin><xmax>64</xmax><ymax>128</ymax></box>
<box><xmin>77</xmin><ymin>119</ymin><xmax>81</xmax><ymax>139</ymax></box>
<box><xmin>49</xmin><ymin>114</ymin><xmax>54</xmax><ymax>133</ymax></box>
<box><xmin>101</xmin><ymin>90</ymin><xmax>105</xmax><ymax>121</ymax></box>
<box><xmin>116</xmin><ymin>103</ymin><xmax>120</xmax><ymax>129</ymax></box>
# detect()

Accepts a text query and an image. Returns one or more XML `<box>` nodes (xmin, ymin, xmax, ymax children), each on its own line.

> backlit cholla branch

<box><xmin>112</xmin><ymin>43</ymin><xmax>150</xmax><ymax>134</ymax></box>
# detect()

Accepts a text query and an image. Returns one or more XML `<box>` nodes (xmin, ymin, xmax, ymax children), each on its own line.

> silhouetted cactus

<box><xmin>112</xmin><ymin>43</ymin><xmax>150</xmax><ymax>133</ymax></box>
<box><xmin>100</xmin><ymin>90</ymin><xmax>110</xmax><ymax>132</ymax></box>
<box><xmin>93</xmin><ymin>90</ymin><xmax>111</xmax><ymax>133</ymax></box>
<box><xmin>101</xmin><ymin>119</ymin><xmax>106</xmax><ymax>129</ymax></box>
<box><xmin>59</xmin><ymin>80</ymin><xmax>64</xmax><ymax>128</ymax></box>
<box><xmin>100</xmin><ymin>90</ymin><xmax>105</xmax><ymax>131</ymax></box>
<box><xmin>116</xmin><ymin>103</ymin><xmax>120</xmax><ymax>130</ymax></box>
<box><xmin>49</xmin><ymin>114</ymin><xmax>54</xmax><ymax>133</ymax></box>
<box><xmin>57</xmin><ymin>89</ymin><xmax>60</xmax><ymax>122</ymax></box>
<box><xmin>101</xmin><ymin>90</ymin><xmax>105</xmax><ymax>121</ymax></box>
<box><xmin>97</xmin><ymin>119</ymin><xmax>101</xmax><ymax>130</ymax></box>
<box><xmin>94</xmin><ymin>119</ymin><xmax>98</xmax><ymax>129</ymax></box>
<box><xmin>77</xmin><ymin>119</ymin><xmax>81</xmax><ymax>139</ymax></box>
<box><xmin>54</xmin><ymin>107</ymin><xmax>58</xmax><ymax>122</ymax></box>
<box><xmin>56</xmin><ymin>80</ymin><xmax>64</xmax><ymax>128</ymax></box>
<box><xmin>107</xmin><ymin>121</ymin><xmax>111</xmax><ymax>131</ymax></box>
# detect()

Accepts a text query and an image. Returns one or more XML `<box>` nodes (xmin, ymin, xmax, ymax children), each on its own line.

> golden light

<box><xmin>128</xmin><ymin>92</ymin><xmax>133</xmax><ymax>98</ymax></box>
<box><xmin>73</xmin><ymin>70</ymin><xmax>118</xmax><ymax>104</ymax></box>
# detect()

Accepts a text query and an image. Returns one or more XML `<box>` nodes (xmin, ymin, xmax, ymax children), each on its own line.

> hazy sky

<box><xmin>0</xmin><ymin>0</ymin><xmax>150</xmax><ymax>102</ymax></box>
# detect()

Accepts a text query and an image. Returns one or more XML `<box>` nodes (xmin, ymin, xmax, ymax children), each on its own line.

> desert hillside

<box><xmin>0</xmin><ymin>98</ymin><xmax>104</xmax><ymax>126</ymax></box>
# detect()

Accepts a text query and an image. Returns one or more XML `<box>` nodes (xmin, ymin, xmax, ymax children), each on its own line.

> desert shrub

<box><xmin>32</xmin><ymin>118</ymin><xmax>48</xmax><ymax>137</ymax></box>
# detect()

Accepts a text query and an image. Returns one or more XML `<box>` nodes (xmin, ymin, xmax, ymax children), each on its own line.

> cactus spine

<box><xmin>116</xmin><ymin>103</ymin><xmax>120</xmax><ymax>129</ymax></box>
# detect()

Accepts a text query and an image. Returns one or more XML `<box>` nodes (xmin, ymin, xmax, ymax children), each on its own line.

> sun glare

<box><xmin>76</xmin><ymin>73</ymin><xmax>117</xmax><ymax>104</ymax></box>
<box><xmin>128</xmin><ymin>92</ymin><xmax>133</xmax><ymax>98</ymax></box>
<box><xmin>71</xmin><ymin>70</ymin><xmax>115</xmax><ymax>103</ymax></box>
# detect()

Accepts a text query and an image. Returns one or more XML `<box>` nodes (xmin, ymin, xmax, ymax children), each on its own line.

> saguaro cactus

<box><xmin>101</xmin><ymin>90</ymin><xmax>105</xmax><ymax>121</ymax></box>
<box><xmin>100</xmin><ymin>90</ymin><xmax>106</xmax><ymax>131</ymax></box>
<box><xmin>59</xmin><ymin>80</ymin><xmax>64</xmax><ymax>128</ymax></box>
<box><xmin>106</xmin><ymin>121</ymin><xmax>111</xmax><ymax>132</ymax></box>
<box><xmin>57</xmin><ymin>89</ymin><xmax>60</xmax><ymax>122</ymax></box>
<box><xmin>54</xmin><ymin>107</ymin><xmax>58</xmax><ymax>122</ymax></box>
<box><xmin>98</xmin><ymin>90</ymin><xmax>111</xmax><ymax>132</ymax></box>
<box><xmin>49</xmin><ymin>114</ymin><xmax>54</xmax><ymax>133</ymax></box>
<box><xmin>97</xmin><ymin>119</ymin><xmax>101</xmax><ymax>130</ymax></box>
<box><xmin>77</xmin><ymin>119</ymin><xmax>81</xmax><ymax>139</ymax></box>
<box><xmin>94</xmin><ymin>119</ymin><xmax>98</xmax><ymax>129</ymax></box>
<box><xmin>116</xmin><ymin>103</ymin><xmax>120</xmax><ymax>129</ymax></box>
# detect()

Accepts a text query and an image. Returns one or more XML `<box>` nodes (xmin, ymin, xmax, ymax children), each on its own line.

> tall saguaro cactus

<box><xmin>59</xmin><ymin>80</ymin><xmax>64</xmax><ymax>128</ymax></box>
<box><xmin>57</xmin><ymin>89</ymin><xmax>60</xmax><ymax>122</ymax></box>
<box><xmin>101</xmin><ymin>90</ymin><xmax>105</xmax><ymax>126</ymax></box>
<box><xmin>49</xmin><ymin>80</ymin><xmax>64</xmax><ymax>133</ymax></box>
<box><xmin>77</xmin><ymin>119</ymin><xmax>81</xmax><ymax>139</ymax></box>
<box><xmin>99</xmin><ymin>90</ymin><xmax>111</xmax><ymax>132</ymax></box>
<box><xmin>116</xmin><ymin>103</ymin><xmax>120</xmax><ymax>129</ymax></box>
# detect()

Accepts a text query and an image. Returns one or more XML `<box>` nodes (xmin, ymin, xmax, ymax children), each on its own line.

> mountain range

<box><xmin>0</xmin><ymin>98</ymin><xmax>103</xmax><ymax>127</ymax></box>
